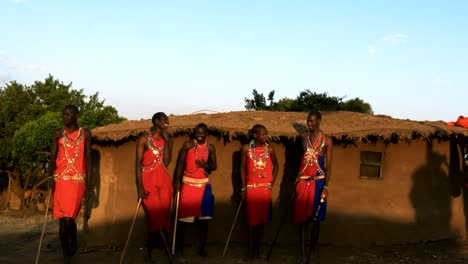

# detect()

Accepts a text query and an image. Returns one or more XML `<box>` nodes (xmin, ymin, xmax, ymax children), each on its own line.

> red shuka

<box><xmin>178</xmin><ymin>142</ymin><xmax>209</xmax><ymax>219</ymax></box>
<box><xmin>141</xmin><ymin>135</ymin><xmax>174</xmax><ymax>232</ymax></box>
<box><xmin>245</xmin><ymin>143</ymin><xmax>273</xmax><ymax>227</ymax></box>
<box><xmin>53</xmin><ymin>128</ymin><xmax>86</xmax><ymax>219</ymax></box>
<box><xmin>293</xmin><ymin>132</ymin><xmax>326</xmax><ymax>223</ymax></box>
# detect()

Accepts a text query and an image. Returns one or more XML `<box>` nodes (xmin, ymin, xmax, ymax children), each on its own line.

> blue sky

<box><xmin>0</xmin><ymin>0</ymin><xmax>467</xmax><ymax>121</ymax></box>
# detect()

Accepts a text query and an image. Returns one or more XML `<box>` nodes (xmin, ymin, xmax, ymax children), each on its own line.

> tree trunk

<box><xmin>8</xmin><ymin>168</ymin><xmax>25</xmax><ymax>210</ymax></box>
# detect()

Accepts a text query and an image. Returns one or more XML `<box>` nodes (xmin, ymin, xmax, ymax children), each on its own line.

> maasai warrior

<box><xmin>48</xmin><ymin>105</ymin><xmax>92</xmax><ymax>264</ymax></box>
<box><xmin>174</xmin><ymin>123</ymin><xmax>217</xmax><ymax>260</ymax></box>
<box><xmin>240</xmin><ymin>124</ymin><xmax>279</xmax><ymax>261</ymax></box>
<box><xmin>293</xmin><ymin>111</ymin><xmax>332</xmax><ymax>264</ymax></box>
<box><xmin>135</xmin><ymin>112</ymin><xmax>174</xmax><ymax>263</ymax></box>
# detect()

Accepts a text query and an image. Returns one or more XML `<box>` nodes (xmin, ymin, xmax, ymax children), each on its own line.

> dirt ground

<box><xmin>1</xmin><ymin>209</ymin><xmax>468</xmax><ymax>264</ymax></box>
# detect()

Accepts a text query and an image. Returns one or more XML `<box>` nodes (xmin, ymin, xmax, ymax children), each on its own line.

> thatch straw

<box><xmin>91</xmin><ymin>111</ymin><xmax>468</xmax><ymax>145</ymax></box>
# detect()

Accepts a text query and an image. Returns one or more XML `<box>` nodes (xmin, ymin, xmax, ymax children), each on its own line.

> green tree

<box><xmin>275</xmin><ymin>97</ymin><xmax>295</xmax><ymax>111</ymax></box>
<box><xmin>291</xmin><ymin>90</ymin><xmax>343</xmax><ymax>112</ymax></box>
<box><xmin>0</xmin><ymin>81</ymin><xmax>35</xmax><ymax>161</ymax></box>
<box><xmin>12</xmin><ymin>112</ymin><xmax>62</xmax><ymax>164</ymax></box>
<box><xmin>0</xmin><ymin>75</ymin><xmax>126</xmax><ymax>209</ymax></box>
<box><xmin>243</xmin><ymin>89</ymin><xmax>373</xmax><ymax>114</ymax></box>
<box><xmin>338</xmin><ymin>97</ymin><xmax>373</xmax><ymax>114</ymax></box>
<box><xmin>0</xmin><ymin>75</ymin><xmax>125</xmax><ymax>155</ymax></box>
<box><xmin>244</xmin><ymin>89</ymin><xmax>276</xmax><ymax>110</ymax></box>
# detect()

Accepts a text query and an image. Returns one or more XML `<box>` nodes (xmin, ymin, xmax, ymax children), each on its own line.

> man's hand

<box><xmin>195</xmin><ymin>160</ymin><xmax>208</xmax><ymax>169</ymax></box>
<box><xmin>320</xmin><ymin>187</ymin><xmax>328</xmax><ymax>201</ymax></box>
<box><xmin>138</xmin><ymin>187</ymin><xmax>148</xmax><ymax>200</ymax></box>
<box><xmin>240</xmin><ymin>187</ymin><xmax>247</xmax><ymax>201</ymax></box>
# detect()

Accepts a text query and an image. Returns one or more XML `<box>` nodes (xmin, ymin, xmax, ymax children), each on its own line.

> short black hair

<box><xmin>152</xmin><ymin>112</ymin><xmax>167</xmax><ymax>126</ymax></box>
<box><xmin>252</xmin><ymin>124</ymin><xmax>267</xmax><ymax>134</ymax></box>
<box><xmin>194</xmin><ymin>123</ymin><xmax>208</xmax><ymax>132</ymax></box>
<box><xmin>64</xmin><ymin>105</ymin><xmax>79</xmax><ymax>114</ymax></box>
<box><xmin>191</xmin><ymin>123</ymin><xmax>209</xmax><ymax>139</ymax></box>
<box><xmin>308</xmin><ymin>111</ymin><xmax>322</xmax><ymax>119</ymax></box>
<box><xmin>248</xmin><ymin>124</ymin><xmax>267</xmax><ymax>141</ymax></box>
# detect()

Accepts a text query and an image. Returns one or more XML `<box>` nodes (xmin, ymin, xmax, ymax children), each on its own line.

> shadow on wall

<box><xmin>227</xmin><ymin>124</ymin><xmax>305</xmax><ymax>247</ymax></box>
<box><xmin>459</xmin><ymin>138</ymin><xmax>468</xmax><ymax>238</ymax></box>
<box><xmin>409</xmin><ymin>140</ymin><xmax>463</xmax><ymax>241</ymax></box>
<box><xmin>79</xmin><ymin>125</ymin><xmax>468</xmax><ymax>251</ymax></box>
<box><xmin>83</xmin><ymin>149</ymin><xmax>102</xmax><ymax>244</ymax></box>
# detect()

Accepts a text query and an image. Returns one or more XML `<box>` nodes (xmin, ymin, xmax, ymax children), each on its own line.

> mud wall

<box><xmin>83</xmin><ymin>136</ymin><xmax>467</xmax><ymax>247</ymax></box>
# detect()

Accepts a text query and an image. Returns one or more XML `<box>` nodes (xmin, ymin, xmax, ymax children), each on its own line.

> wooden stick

<box><xmin>313</xmin><ymin>199</ymin><xmax>325</xmax><ymax>221</ymax></box>
<box><xmin>266</xmin><ymin>192</ymin><xmax>295</xmax><ymax>260</ymax></box>
<box><xmin>35</xmin><ymin>189</ymin><xmax>52</xmax><ymax>264</ymax></box>
<box><xmin>222</xmin><ymin>199</ymin><xmax>243</xmax><ymax>257</ymax></box>
<box><xmin>119</xmin><ymin>198</ymin><xmax>142</xmax><ymax>264</ymax></box>
<box><xmin>171</xmin><ymin>191</ymin><xmax>180</xmax><ymax>255</ymax></box>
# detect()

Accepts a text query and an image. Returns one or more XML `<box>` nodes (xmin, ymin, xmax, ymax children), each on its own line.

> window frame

<box><xmin>359</xmin><ymin>150</ymin><xmax>384</xmax><ymax>180</ymax></box>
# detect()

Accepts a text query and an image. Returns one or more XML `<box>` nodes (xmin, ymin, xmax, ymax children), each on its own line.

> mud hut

<box><xmin>82</xmin><ymin>111</ymin><xmax>468</xmax><ymax>249</ymax></box>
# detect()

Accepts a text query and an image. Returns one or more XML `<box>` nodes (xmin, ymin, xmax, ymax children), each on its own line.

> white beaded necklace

<box><xmin>248</xmin><ymin>140</ymin><xmax>269</xmax><ymax>178</ymax></box>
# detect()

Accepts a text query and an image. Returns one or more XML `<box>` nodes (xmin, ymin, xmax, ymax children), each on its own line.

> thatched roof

<box><xmin>91</xmin><ymin>111</ymin><xmax>468</xmax><ymax>145</ymax></box>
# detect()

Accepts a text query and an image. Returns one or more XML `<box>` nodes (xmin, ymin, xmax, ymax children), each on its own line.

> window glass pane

<box><xmin>360</xmin><ymin>164</ymin><xmax>381</xmax><ymax>178</ymax></box>
<box><xmin>360</xmin><ymin>151</ymin><xmax>382</xmax><ymax>163</ymax></box>
<box><xmin>360</xmin><ymin>151</ymin><xmax>383</xmax><ymax>178</ymax></box>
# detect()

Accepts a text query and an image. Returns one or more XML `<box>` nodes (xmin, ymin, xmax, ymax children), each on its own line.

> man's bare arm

<box><xmin>207</xmin><ymin>144</ymin><xmax>217</xmax><ymax>171</ymax></box>
<box><xmin>162</xmin><ymin>132</ymin><xmax>173</xmax><ymax>167</ymax></box>
<box><xmin>325</xmin><ymin>136</ymin><xmax>333</xmax><ymax>187</ymax></box>
<box><xmin>175</xmin><ymin>142</ymin><xmax>191</xmax><ymax>191</ymax></box>
<box><xmin>135</xmin><ymin>134</ymin><xmax>147</xmax><ymax>198</ymax></box>
<box><xmin>85</xmin><ymin>129</ymin><xmax>93</xmax><ymax>190</ymax></box>
<box><xmin>240</xmin><ymin>145</ymin><xmax>248</xmax><ymax>190</ymax></box>
<box><xmin>269</xmin><ymin>146</ymin><xmax>279</xmax><ymax>186</ymax></box>
<box><xmin>48</xmin><ymin>129</ymin><xmax>61</xmax><ymax>178</ymax></box>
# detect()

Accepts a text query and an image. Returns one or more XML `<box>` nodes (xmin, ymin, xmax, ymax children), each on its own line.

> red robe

<box><xmin>178</xmin><ymin>142</ymin><xmax>211</xmax><ymax>219</ymax></box>
<box><xmin>141</xmin><ymin>135</ymin><xmax>174</xmax><ymax>232</ymax></box>
<box><xmin>53</xmin><ymin>128</ymin><xmax>86</xmax><ymax>219</ymax></box>
<box><xmin>245</xmin><ymin>143</ymin><xmax>273</xmax><ymax>227</ymax></box>
<box><xmin>293</xmin><ymin>132</ymin><xmax>327</xmax><ymax>223</ymax></box>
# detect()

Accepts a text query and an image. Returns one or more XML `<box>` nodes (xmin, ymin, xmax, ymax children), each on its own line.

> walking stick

<box><xmin>120</xmin><ymin>198</ymin><xmax>142</xmax><ymax>264</ymax></box>
<box><xmin>313</xmin><ymin>199</ymin><xmax>325</xmax><ymax>222</ymax></box>
<box><xmin>222</xmin><ymin>199</ymin><xmax>243</xmax><ymax>257</ymax></box>
<box><xmin>35</xmin><ymin>189</ymin><xmax>52</xmax><ymax>264</ymax></box>
<box><xmin>171</xmin><ymin>191</ymin><xmax>180</xmax><ymax>255</ymax></box>
<box><xmin>266</xmin><ymin>192</ymin><xmax>295</xmax><ymax>260</ymax></box>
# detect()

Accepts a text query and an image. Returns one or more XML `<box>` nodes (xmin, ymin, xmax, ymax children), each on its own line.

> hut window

<box><xmin>360</xmin><ymin>151</ymin><xmax>383</xmax><ymax>179</ymax></box>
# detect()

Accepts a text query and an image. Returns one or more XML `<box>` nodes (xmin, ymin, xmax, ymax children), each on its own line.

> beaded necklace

<box><xmin>300</xmin><ymin>131</ymin><xmax>325</xmax><ymax>176</ymax></box>
<box><xmin>192</xmin><ymin>140</ymin><xmax>209</xmax><ymax>177</ymax></box>
<box><xmin>248</xmin><ymin>140</ymin><xmax>269</xmax><ymax>178</ymax></box>
<box><xmin>193</xmin><ymin>139</ymin><xmax>208</xmax><ymax>161</ymax></box>
<box><xmin>63</xmin><ymin>127</ymin><xmax>83</xmax><ymax>166</ymax></box>
<box><xmin>146</xmin><ymin>130</ymin><xmax>164</xmax><ymax>169</ymax></box>
<box><xmin>61</xmin><ymin>127</ymin><xmax>83</xmax><ymax>178</ymax></box>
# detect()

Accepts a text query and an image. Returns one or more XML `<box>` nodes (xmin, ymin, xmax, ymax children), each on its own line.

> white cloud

<box><xmin>367</xmin><ymin>46</ymin><xmax>377</xmax><ymax>56</ymax></box>
<box><xmin>0</xmin><ymin>72</ymin><xmax>11</xmax><ymax>84</ymax></box>
<box><xmin>10</xmin><ymin>0</ymin><xmax>26</xmax><ymax>4</ymax></box>
<box><xmin>0</xmin><ymin>50</ymin><xmax>6</xmax><ymax>57</ymax></box>
<box><xmin>0</xmin><ymin>59</ymin><xmax>48</xmax><ymax>72</ymax></box>
<box><xmin>382</xmin><ymin>33</ymin><xmax>409</xmax><ymax>45</ymax></box>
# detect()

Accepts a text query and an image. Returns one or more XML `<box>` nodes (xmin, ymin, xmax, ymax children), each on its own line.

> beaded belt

<box><xmin>298</xmin><ymin>175</ymin><xmax>325</xmax><ymax>181</ymax></box>
<box><xmin>246</xmin><ymin>182</ymin><xmax>271</xmax><ymax>189</ymax></box>
<box><xmin>142</xmin><ymin>162</ymin><xmax>162</xmax><ymax>173</ymax></box>
<box><xmin>182</xmin><ymin>176</ymin><xmax>209</xmax><ymax>187</ymax></box>
<box><xmin>54</xmin><ymin>173</ymin><xmax>86</xmax><ymax>183</ymax></box>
